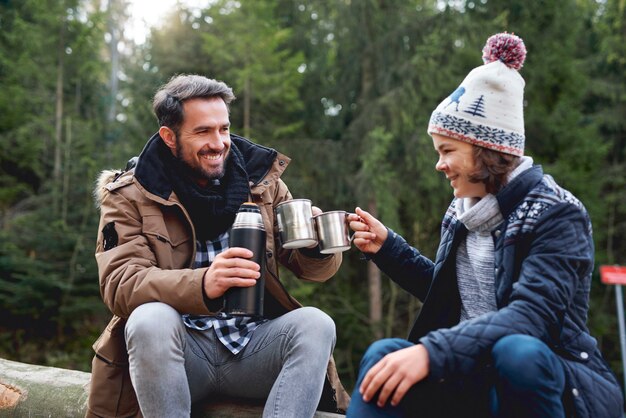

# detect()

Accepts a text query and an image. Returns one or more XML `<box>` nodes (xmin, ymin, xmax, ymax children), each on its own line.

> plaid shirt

<box><xmin>182</xmin><ymin>231</ymin><xmax>266</xmax><ymax>355</ymax></box>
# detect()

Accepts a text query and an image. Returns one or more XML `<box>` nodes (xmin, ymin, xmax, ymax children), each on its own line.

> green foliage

<box><xmin>0</xmin><ymin>0</ymin><xmax>59</xmax><ymax>209</ymax></box>
<box><xmin>0</xmin><ymin>0</ymin><xmax>110</xmax><ymax>369</ymax></box>
<box><xmin>360</xmin><ymin>128</ymin><xmax>401</xmax><ymax>227</ymax></box>
<box><xmin>128</xmin><ymin>0</ymin><xmax>307</xmax><ymax>146</ymax></box>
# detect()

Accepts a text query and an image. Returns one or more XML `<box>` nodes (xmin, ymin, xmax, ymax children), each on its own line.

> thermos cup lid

<box><xmin>232</xmin><ymin>202</ymin><xmax>265</xmax><ymax>230</ymax></box>
<box><xmin>238</xmin><ymin>202</ymin><xmax>260</xmax><ymax>211</ymax></box>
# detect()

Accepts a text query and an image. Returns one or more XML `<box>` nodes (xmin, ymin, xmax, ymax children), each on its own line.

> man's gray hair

<box><xmin>152</xmin><ymin>74</ymin><xmax>236</xmax><ymax>134</ymax></box>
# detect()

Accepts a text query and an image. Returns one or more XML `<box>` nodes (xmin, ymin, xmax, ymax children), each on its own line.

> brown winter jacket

<box><xmin>86</xmin><ymin>134</ymin><xmax>349</xmax><ymax>417</ymax></box>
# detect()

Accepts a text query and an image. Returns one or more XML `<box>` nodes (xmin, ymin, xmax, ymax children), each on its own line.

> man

<box><xmin>87</xmin><ymin>74</ymin><xmax>349</xmax><ymax>417</ymax></box>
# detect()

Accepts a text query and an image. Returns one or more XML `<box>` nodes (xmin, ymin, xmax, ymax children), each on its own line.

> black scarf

<box><xmin>162</xmin><ymin>143</ymin><xmax>251</xmax><ymax>241</ymax></box>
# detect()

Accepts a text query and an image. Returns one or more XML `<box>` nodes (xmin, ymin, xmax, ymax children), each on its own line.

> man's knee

<box><xmin>492</xmin><ymin>334</ymin><xmax>564</xmax><ymax>391</ymax></box>
<box><xmin>125</xmin><ymin>302</ymin><xmax>183</xmax><ymax>345</ymax></box>
<box><xmin>289</xmin><ymin>306</ymin><xmax>336</xmax><ymax>343</ymax></box>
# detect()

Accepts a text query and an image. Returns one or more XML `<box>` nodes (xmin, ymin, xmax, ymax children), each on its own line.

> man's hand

<box><xmin>312</xmin><ymin>205</ymin><xmax>323</xmax><ymax>216</ymax></box>
<box><xmin>360</xmin><ymin>344</ymin><xmax>429</xmax><ymax>408</ymax></box>
<box><xmin>347</xmin><ymin>207</ymin><xmax>388</xmax><ymax>254</ymax></box>
<box><xmin>303</xmin><ymin>205</ymin><xmax>323</xmax><ymax>248</ymax></box>
<box><xmin>203</xmin><ymin>247</ymin><xmax>260</xmax><ymax>299</ymax></box>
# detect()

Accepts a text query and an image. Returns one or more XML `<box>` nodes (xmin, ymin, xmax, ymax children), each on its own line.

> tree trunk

<box><xmin>58</xmin><ymin>186</ymin><xmax>93</xmax><ymax>340</ymax></box>
<box><xmin>367</xmin><ymin>199</ymin><xmax>383</xmax><ymax>339</ymax></box>
<box><xmin>61</xmin><ymin>117</ymin><xmax>71</xmax><ymax>224</ymax></box>
<box><xmin>359</xmin><ymin>3</ymin><xmax>382</xmax><ymax>339</ymax></box>
<box><xmin>105</xmin><ymin>0</ymin><xmax>121</xmax><ymax>163</ymax></box>
<box><xmin>244</xmin><ymin>74</ymin><xmax>251</xmax><ymax>138</ymax></box>
<box><xmin>53</xmin><ymin>15</ymin><xmax>65</xmax><ymax>216</ymax></box>
<box><xmin>385</xmin><ymin>281</ymin><xmax>398</xmax><ymax>338</ymax></box>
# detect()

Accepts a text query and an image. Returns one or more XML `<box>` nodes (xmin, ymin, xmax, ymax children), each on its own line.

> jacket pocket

<box><xmin>88</xmin><ymin>354</ymin><xmax>140</xmax><ymax>417</ymax></box>
<box><xmin>142</xmin><ymin>213</ymin><xmax>192</xmax><ymax>268</ymax></box>
<box><xmin>142</xmin><ymin>213</ymin><xmax>189</xmax><ymax>246</ymax></box>
<box><xmin>89</xmin><ymin>316</ymin><xmax>140</xmax><ymax>417</ymax></box>
<box><xmin>93</xmin><ymin>316</ymin><xmax>128</xmax><ymax>364</ymax></box>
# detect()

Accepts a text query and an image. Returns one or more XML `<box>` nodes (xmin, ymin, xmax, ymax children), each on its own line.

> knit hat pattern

<box><xmin>428</xmin><ymin>33</ymin><xmax>527</xmax><ymax>156</ymax></box>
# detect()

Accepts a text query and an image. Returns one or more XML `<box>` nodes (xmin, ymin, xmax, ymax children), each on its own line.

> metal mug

<box><xmin>313</xmin><ymin>210</ymin><xmax>354</xmax><ymax>254</ymax></box>
<box><xmin>275</xmin><ymin>199</ymin><xmax>318</xmax><ymax>249</ymax></box>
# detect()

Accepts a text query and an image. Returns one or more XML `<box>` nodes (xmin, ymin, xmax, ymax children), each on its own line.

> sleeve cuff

<box><xmin>367</xmin><ymin>227</ymin><xmax>395</xmax><ymax>262</ymax></box>
<box><xmin>203</xmin><ymin>293</ymin><xmax>224</xmax><ymax>312</ymax></box>
<box><xmin>297</xmin><ymin>245</ymin><xmax>333</xmax><ymax>259</ymax></box>
<box><xmin>201</xmin><ymin>273</ymin><xmax>224</xmax><ymax>312</ymax></box>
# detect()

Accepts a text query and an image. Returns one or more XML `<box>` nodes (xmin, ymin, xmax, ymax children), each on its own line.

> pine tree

<box><xmin>0</xmin><ymin>0</ymin><xmax>109</xmax><ymax>369</ymax></box>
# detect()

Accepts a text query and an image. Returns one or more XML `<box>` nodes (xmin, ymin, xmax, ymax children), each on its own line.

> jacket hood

<box><xmin>134</xmin><ymin>132</ymin><xmax>278</xmax><ymax>200</ymax></box>
<box><xmin>93</xmin><ymin>169</ymin><xmax>122</xmax><ymax>208</ymax></box>
<box><xmin>93</xmin><ymin>132</ymin><xmax>280</xmax><ymax>205</ymax></box>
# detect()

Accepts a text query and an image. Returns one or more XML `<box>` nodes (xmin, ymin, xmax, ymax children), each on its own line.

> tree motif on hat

<box><xmin>464</xmin><ymin>95</ymin><xmax>486</xmax><ymax>117</ymax></box>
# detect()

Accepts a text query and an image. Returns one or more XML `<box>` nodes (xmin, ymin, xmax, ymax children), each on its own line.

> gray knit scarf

<box><xmin>455</xmin><ymin>156</ymin><xmax>533</xmax><ymax>321</ymax></box>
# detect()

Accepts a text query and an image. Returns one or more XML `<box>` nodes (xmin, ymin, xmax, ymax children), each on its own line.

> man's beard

<box><xmin>175</xmin><ymin>139</ymin><xmax>227</xmax><ymax>182</ymax></box>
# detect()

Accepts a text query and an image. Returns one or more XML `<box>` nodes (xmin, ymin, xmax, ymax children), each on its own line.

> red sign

<box><xmin>600</xmin><ymin>265</ymin><xmax>626</xmax><ymax>285</ymax></box>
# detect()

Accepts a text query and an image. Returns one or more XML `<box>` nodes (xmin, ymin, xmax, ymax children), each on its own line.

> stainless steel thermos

<box><xmin>224</xmin><ymin>202</ymin><xmax>266</xmax><ymax>316</ymax></box>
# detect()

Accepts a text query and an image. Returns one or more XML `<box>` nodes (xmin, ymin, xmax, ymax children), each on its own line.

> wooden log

<box><xmin>0</xmin><ymin>358</ymin><xmax>345</xmax><ymax>417</ymax></box>
<box><xmin>0</xmin><ymin>357</ymin><xmax>89</xmax><ymax>417</ymax></box>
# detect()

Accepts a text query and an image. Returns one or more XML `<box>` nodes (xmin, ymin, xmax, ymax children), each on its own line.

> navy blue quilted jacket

<box><xmin>370</xmin><ymin>165</ymin><xmax>623</xmax><ymax>417</ymax></box>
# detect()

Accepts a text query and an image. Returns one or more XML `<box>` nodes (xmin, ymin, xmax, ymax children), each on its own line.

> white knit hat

<box><xmin>428</xmin><ymin>33</ymin><xmax>527</xmax><ymax>156</ymax></box>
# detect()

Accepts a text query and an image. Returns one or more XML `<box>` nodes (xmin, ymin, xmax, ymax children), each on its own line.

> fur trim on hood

<box><xmin>93</xmin><ymin>169</ymin><xmax>122</xmax><ymax>209</ymax></box>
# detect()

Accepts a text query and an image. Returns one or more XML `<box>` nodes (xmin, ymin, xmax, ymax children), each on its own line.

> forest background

<box><xmin>1</xmin><ymin>0</ymin><xmax>625</xmax><ymax>395</ymax></box>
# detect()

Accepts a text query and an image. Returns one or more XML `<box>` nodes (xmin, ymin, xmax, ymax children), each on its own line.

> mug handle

<box><xmin>345</xmin><ymin>212</ymin><xmax>357</xmax><ymax>243</ymax></box>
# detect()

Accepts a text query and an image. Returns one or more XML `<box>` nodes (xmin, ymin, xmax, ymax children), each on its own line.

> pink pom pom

<box><xmin>482</xmin><ymin>32</ymin><xmax>527</xmax><ymax>70</ymax></box>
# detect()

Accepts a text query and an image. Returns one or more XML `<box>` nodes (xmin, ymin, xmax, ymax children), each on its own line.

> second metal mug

<box><xmin>313</xmin><ymin>210</ymin><xmax>353</xmax><ymax>254</ymax></box>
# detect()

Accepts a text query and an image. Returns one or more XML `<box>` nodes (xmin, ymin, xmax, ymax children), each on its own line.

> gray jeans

<box><xmin>125</xmin><ymin>302</ymin><xmax>336</xmax><ymax>418</ymax></box>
